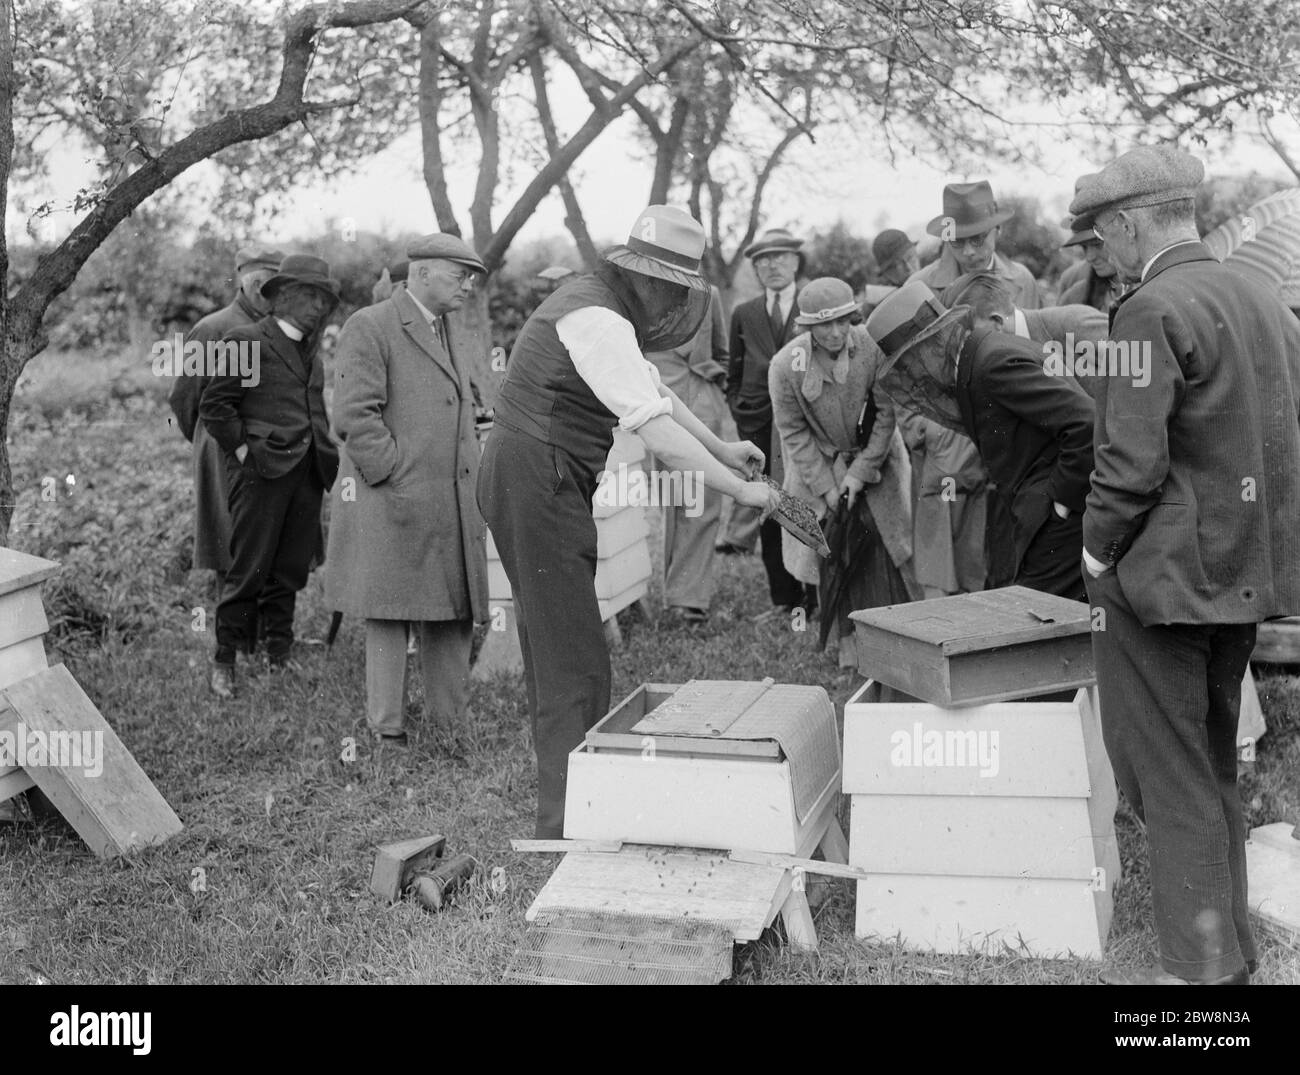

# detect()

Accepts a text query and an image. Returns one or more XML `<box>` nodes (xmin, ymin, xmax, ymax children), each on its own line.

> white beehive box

<box><xmin>565</xmin><ymin>680</ymin><xmax>842</xmax><ymax>856</ymax></box>
<box><xmin>843</xmin><ymin>679</ymin><xmax>1119</xmax><ymax>959</ymax></box>
<box><xmin>0</xmin><ymin>548</ymin><xmax>58</xmax><ymax>804</ymax></box>
<box><xmin>483</xmin><ymin>429</ymin><xmax>650</xmax><ymax>622</ymax></box>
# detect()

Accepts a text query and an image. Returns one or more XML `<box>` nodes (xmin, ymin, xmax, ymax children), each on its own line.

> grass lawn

<box><xmin>0</xmin><ymin>348</ymin><xmax>1297</xmax><ymax>985</ymax></box>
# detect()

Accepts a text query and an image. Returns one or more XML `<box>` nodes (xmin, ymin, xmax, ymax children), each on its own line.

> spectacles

<box><xmin>946</xmin><ymin>231</ymin><xmax>993</xmax><ymax>252</ymax></box>
<box><xmin>1092</xmin><ymin>212</ymin><xmax>1116</xmax><ymax>242</ymax></box>
<box><xmin>439</xmin><ymin>267</ymin><xmax>476</xmax><ymax>286</ymax></box>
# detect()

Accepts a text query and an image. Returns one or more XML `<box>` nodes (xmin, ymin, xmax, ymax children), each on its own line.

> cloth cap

<box><xmin>537</xmin><ymin>265</ymin><xmax>575</xmax><ymax>282</ymax></box>
<box><xmin>603</xmin><ymin>205</ymin><xmax>709</xmax><ymax>292</ymax></box>
<box><xmin>1067</xmin><ymin>145</ymin><xmax>1205</xmax><ymax>230</ymax></box>
<box><xmin>406</xmin><ymin>233</ymin><xmax>487</xmax><ymax>274</ymax></box>
<box><xmin>795</xmin><ymin>278</ymin><xmax>859</xmax><ymax>325</ymax></box>
<box><xmin>235</xmin><ymin>245</ymin><xmax>284</xmax><ymax>274</ymax></box>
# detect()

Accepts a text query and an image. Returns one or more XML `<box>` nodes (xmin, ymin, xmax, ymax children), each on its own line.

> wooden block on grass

<box><xmin>0</xmin><ymin>664</ymin><xmax>182</xmax><ymax>857</ymax></box>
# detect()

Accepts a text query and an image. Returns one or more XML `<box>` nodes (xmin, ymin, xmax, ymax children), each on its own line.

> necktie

<box><xmin>432</xmin><ymin>317</ymin><xmax>446</xmax><ymax>351</ymax></box>
<box><xmin>769</xmin><ymin>294</ymin><xmax>784</xmax><ymax>346</ymax></box>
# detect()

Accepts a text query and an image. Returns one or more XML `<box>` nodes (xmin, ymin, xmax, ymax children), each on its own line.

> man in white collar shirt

<box><xmin>326</xmin><ymin>235</ymin><xmax>490</xmax><ymax>748</ymax></box>
<box><xmin>1072</xmin><ymin>144</ymin><xmax>1300</xmax><ymax>985</ymax></box>
<box><xmin>478</xmin><ymin>205</ymin><xmax>781</xmax><ymax>839</ymax></box>
<box><xmin>200</xmin><ymin>254</ymin><xmax>341</xmax><ymax>697</ymax></box>
<box><xmin>720</xmin><ymin>227</ymin><xmax>814</xmax><ymax>615</ymax></box>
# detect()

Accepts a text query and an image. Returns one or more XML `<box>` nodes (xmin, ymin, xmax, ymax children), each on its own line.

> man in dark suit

<box><xmin>168</xmin><ymin>245</ymin><xmax>282</xmax><ymax>598</ymax></box>
<box><xmin>199</xmin><ymin>254</ymin><xmax>341</xmax><ymax>697</ymax></box>
<box><xmin>1070</xmin><ymin>146</ymin><xmax>1300</xmax><ymax>985</ymax></box>
<box><xmin>866</xmin><ymin>279</ymin><xmax>1094</xmax><ymax>601</ymax></box>
<box><xmin>722</xmin><ymin>227</ymin><xmax>810</xmax><ymax>612</ymax></box>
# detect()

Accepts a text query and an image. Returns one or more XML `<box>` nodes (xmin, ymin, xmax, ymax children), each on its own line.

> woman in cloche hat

<box><xmin>477</xmin><ymin>204</ymin><xmax>782</xmax><ymax>840</ymax></box>
<box><xmin>768</xmin><ymin>277</ymin><xmax>918</xmax><ymax>667</ymax></box>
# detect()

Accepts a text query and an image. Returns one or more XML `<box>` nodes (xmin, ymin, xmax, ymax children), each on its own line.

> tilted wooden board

<box><xmin>1</xmin><ymin>664</ymin><xmax>182</xmax><ymax>857</ymax></box>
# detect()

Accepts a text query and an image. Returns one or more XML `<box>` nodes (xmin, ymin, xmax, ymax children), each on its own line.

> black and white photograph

<box><xmin>0</xmin><ymin>0</ymin><xmax>1297</xmax><ymax>1030</ymax></box>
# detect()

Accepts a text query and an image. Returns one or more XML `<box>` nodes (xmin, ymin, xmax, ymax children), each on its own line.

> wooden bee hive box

<box><xmin>564</xmin><ymin>680</ymin><xmax>842</xmax><ymax>856</ymax></box>
<box><xmin>842</xmin><ymin>679</ymin><xmax>1119</xmax><ymax>959</ymax></box>
<box><xmin>0</xmin><ymin>548</ymin><xmax>59</xmax><ymax>805</ymax></box>
<box><xmin>850</xmin><ymin>586</ymin><xmax>1095</xmax><ymax>707</ymax></box>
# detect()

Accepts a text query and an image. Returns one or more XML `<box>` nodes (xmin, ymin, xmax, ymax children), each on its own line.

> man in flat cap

<box><xmin>370</xmin><ymin>258</ymin><xmax>409</xmax><ymax>305</ymax></box>
<box><xmin>325</xmin><ymin>235</ymin><xmax>489</xmax><ymax>746</ymax></box>
<box><xmin>1057</xmin><ymin>224</ymin><xmax>1124</xmax><ymax>314</ymax></box>
<box><xmin>908</xmin><ymin>180</ymin><xmax>1041</xmax><ymax>309</ymax></box>
<box><xmin>1072</xmin><ymin>144</ymin><xmax>1300</xmax><ymax>985</ymax></box>
<box><xmin>720</xmin><ymin>227</ymin><xmax>815</xmax><ymax>616</ymax></box>
<box><xmin>200</xmin><ymin>254</ymin><xmax>341</xmax><ymax>697</ymax></box>
<box><xmin>170</xmin><ymin>244</ymin><xmax>282</xmax><ymax>602</ymax></box>
<box><xmin>862</xmin><ymin>228</ymin><xmax>919</xmax><ymax>320</ymax></box>
<box><xmin>478</xmin><ymin>204</ymin><xmax>779</xmax><ymax>838</ymax></box>
<box><xmin>866</xmin><ymin>279</ymin><xmax>1094</xmax><ymax>601</ymax></box>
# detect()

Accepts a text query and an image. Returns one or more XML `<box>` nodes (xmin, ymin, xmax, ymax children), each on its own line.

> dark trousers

<box><xmin>736</xmin><ymin>415</ymin><xmax>806</xmax><ymax>609</ymax></box>
<box><xmin>1085</xmin><ymin>569</ymin><xmax>1256</xmax><ymax>981</ymax></box>
<box><xmin>477</xmin><ymin>427</ymin><xmax>611</xmax><ymax>839</ymax></box>
<box><xmin>216</xmin><ymin>454</ymin><xmax>323</xmax><ymax>662</ymax></box>
<box><xmin>1016</xmin><ymin>508</ymin><xmax>1086</xmax><ymax>601</ymax></box>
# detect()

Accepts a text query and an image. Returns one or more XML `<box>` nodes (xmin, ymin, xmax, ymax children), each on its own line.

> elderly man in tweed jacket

<box><xmin>1073</xmin><ymin>145</ymin><xmax>1300</xmax><ymax>986</ymax></box>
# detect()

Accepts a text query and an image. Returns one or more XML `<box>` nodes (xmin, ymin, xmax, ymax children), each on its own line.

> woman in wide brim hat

<box><xmin>477</xmin><ymin>204</ymin><xmax>782</xmax><ymax>839</ymax></box>
<box><xmin>768</xmin><ymin>277</ymin><xmax>918</xmax><ymax>667</ymax></box>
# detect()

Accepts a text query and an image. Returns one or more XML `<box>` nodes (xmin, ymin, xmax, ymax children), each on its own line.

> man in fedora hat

<box><xmin>170</xmin><ymin>244</ymin><xmax>283</xmax><ymax>601</ymax></box>
<box><xmin>327</xmin><ymin>235</ymin><xmax>489</xmax><ymax>747</ymax></box>
<box><xmin>200</xmin><ymin>253</ymin><xmax>341</xmax><ymax>697</ymax></box>
<box><xmin>719</xmin><ymin>227</ymin><xmax>815</xmax><ymax>615</ymax></box>
<box><xmin>1071</xmin><ymin>144</ymin><xmax>1300</xmax><ymax>985</ymax></box>
<box><xmin>908</xmin><ymin>180</ymin><xmax>1041</xmax><ymax>309</ymax></box>
<box><xmin>478</xmin><ymin>205</ymin><xmax>781</xmax><ymax>838</ymax></box>
<box><xmin>866</xmin><ymin>278</ymin><xmax>1094</xmax><ymax>601</ymax></box>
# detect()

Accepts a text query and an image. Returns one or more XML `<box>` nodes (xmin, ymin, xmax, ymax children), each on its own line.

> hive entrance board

<box><xmin>505</xmin><ymin>909</ymin><xmax>735</xmax><ymax>985</ymax></box>
<box><xmin>1</xmin><ymin>664</ymin><xmax>182</xmax><ymax>857</ymax></box>
<box><xmin>850</xmin><ymin>586</ymin><xmax>1095</xmax><ymax>706</ymax></box>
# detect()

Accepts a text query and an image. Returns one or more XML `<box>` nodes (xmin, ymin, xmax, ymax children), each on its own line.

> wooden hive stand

<box><xmin>476</xmin><ymin>430</ymin><xmax>653</xmax><ymax>677</ymax></box>
<box><xmin>0</xmin><ymin>546</ymin><xmax>182</xmax><ymax>856</ymax></box>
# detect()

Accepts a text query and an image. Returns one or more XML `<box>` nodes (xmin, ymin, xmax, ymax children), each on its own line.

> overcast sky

<box><xmin>8</xmin><ymin>59</ymin><xmax>1295</xmax><ymax>257</ymax></box>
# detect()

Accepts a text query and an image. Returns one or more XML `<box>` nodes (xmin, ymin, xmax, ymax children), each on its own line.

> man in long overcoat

<box><xmin>169</xmin><ymin>245</ymin><xmax>282</xmax><ymax>596</ymax></box>
<box><xmin>1071</xmin><ymin>145</ymin><xmax>1300</xmax><ymax>984</ymax></box>
<box><xmin>325</xmin><ymin>234</ymin><xmax>489</xmax><ymax>744</ymax></box>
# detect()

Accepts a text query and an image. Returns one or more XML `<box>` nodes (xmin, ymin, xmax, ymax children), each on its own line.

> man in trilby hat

<box><xmin>200</xmin><ymin>253</ymin><xmax>341</xmax><ymax>698</ymax></box>
<box><xmin>170</xmin><ymin>244</ymin><xmax>283</xmax><ymax>600</ymax></box>
<box><xmin>327</xmin><ymin>235</ymin><xmax>490</xmax><ymax>747</ymax></box>
<box><xmin>719</xmin><ymin>227</ymin><xmax>815</xmax><ymax>615</ymax></box>
<box><xmin>1071</xmin><ymin>144</ymin><xmax>1300</xmax><ymax>985</ymax></box>
<box><xmin>908</xmin><ymin>180</ymin><xmax>1041</xmax><ymax>309</ymax></box>
<box><xmin>477</xmin><ymin>205</ymin><xmax>781</xmax><ymax>838</ymax></box>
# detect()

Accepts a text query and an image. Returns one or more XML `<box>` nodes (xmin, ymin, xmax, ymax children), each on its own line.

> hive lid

<box><xmin>849</xmin><ymin>586</ymin><xmax>1091</xmax><ymax>656</ymax></box>
<box><xmin>631</xmin><ymin>679</ymin><xmax>840</xmax><ymax>821</ymax></box>
<box><xmin>0</xmin><ymin>548</ymin><xmax>59</xmax><ymax>598</ymax></box>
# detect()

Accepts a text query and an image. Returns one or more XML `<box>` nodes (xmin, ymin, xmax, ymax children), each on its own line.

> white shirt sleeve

<box><xmin>556</xmin><ymin>306</ymin><xmax>672</xmax><ymax>431</ymax></box>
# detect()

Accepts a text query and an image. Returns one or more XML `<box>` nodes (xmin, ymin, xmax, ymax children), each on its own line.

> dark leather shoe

<box><xmin>209</xmin><ymin>664</ymin><xmax>235</xmax><ymax>699</ymax></box>
<box><xmin>1100</xmin><ymin>963</ymin><xmax>1249</xmax><ymax>985</ymax></box>
<box><xmin>373</xmin><ymin>730</ymin><xmax>408</xmax><ymax>747</ymax></box>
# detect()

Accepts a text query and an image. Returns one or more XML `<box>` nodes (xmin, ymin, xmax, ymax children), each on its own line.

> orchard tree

<box><xmin>1</xmin><ymin>0</ymin><xmax>430</xmax><ymax>539</ymax></box>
